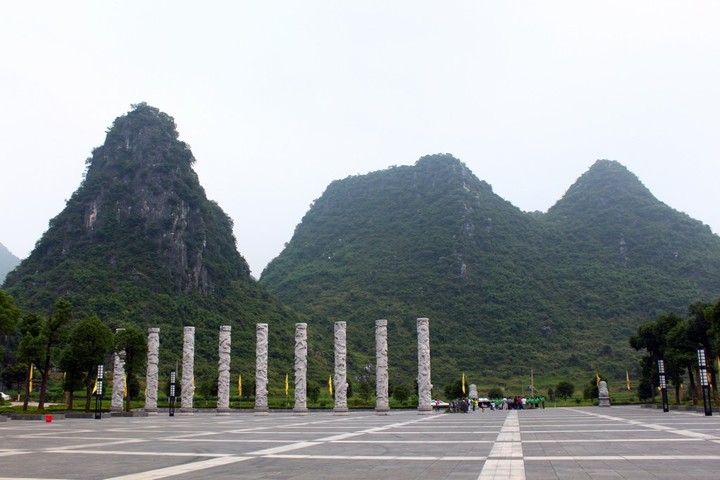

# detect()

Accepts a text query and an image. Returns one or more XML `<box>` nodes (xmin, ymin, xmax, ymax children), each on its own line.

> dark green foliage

<box><xmin>60</xmin><ymin>315</ymin><xmax>113</xmax><ymax>411</ymax></box>
<box><xmin>487</xmin><ymin>386</ymin><xmax>504</xmax><ymax>399</ymax></box>
<box><xmin>2</xmin><ymin>104</ymin><xmax>313</xmax><ymax>392</ymax></box>
<box><xmin>261</xmin><ymin>155</ymin><xmax>720</xmax><ymax>390</ymax></box>
<box><xmin>115</xmin><ymin>325</ymin><xmax>147</xmax><ymax>412</ymax></box>
<box><xmin>391</xmin><ymin>384</ymin><xmax>410</xmax><ymax>404</ymax></box>
<box><xmin>0</xmin><ymin>290</ymin><xmax>20</xmax><ymax>335</ymax></box>
<box><xmin>555</xmin><ymin>381</ymin><xmax>575</xmax><ymax>399</ymax></box>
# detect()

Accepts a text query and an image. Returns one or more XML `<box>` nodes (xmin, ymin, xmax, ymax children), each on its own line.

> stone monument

<box><xmin>468</xmin><ymin>384</ymin><xmax>478</xmax><ymax>400</ymax></box>
<box><xmin>217</xmin><ymin>325</ymin><xmax>232</xmax><ymax>415</ymax></box>
<box><xmin>144</xmin><ymin>327</ymin><xmax>160</xmax><ymax>415</ymax></box>
<box><xmin>333</xmin><ymin>321</ymin><xmax>349</xmax><ymax>415</ymax></box>
<box><xmin>375</xmin><ymin>319</ymin><xmax>390</xmax><ymax>415</ymax></box>
<box><xmin>180</xmin><ymin>326</ymin><xmax>195</xmax><ymax>415</ymax></box>
<box><xmin>255</xmin><ymin>323</ymin><xmax>269</xmax><ymax>415</ymax></box>
<box><xmin>294</xmin><ymin>323</ymin><xmax>308</xmax><ymax>415</ymax></box>
<box><xmin>111</xmin><ymin>328</ymin><xmax>126</xmax><ymax>413</ymax></box>
<box><xmin>598</xmin><ymin>380</ymin><xmax>611</xmax><ymax>407</ymax></box>
<box><xmin>417</xmin><ymin>318</ymin><xmax>433</xmax><ymax>415</ymax></box>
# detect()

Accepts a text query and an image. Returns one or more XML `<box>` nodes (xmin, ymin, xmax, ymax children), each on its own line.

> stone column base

<box><xmin>333</xmin><ymin>407</ymin><xmax>349</xmax><ymax>416</ymax></box>
<box><xmin>254</xmin><ymin>406</ymin><xmax>269</xmax><ymax>416</ymax></box>
<box><xmin>216</xmin><ymin>408</ymin><xmax>231</xmax><ymax>416</ymax></box>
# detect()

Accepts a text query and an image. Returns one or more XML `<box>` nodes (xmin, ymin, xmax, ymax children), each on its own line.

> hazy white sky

<box><xmin>2</xmin><ymin>1</ymin><xmax>719</xmax><ymax>277</ymax></box>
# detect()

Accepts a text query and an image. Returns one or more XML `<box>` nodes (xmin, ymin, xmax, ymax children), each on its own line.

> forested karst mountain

<box><xmin>260</xmin><ymin>155</ymin><xmax>720</xmax><ymax>388</ymax></box>
<box><xmin>0</xmin><ymin>242</ymin><xmax>20</xmax><ymax>284</ymax></box>
<box><xmin>3</xmin><ymin>104</ymin><xmax>311</xmax><ymax>384</ymax></box>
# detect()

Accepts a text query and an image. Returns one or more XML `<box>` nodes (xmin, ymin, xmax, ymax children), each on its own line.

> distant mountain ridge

<box><xmin>260</xmin><ymin>155</ymin><xmax>720</xmax><ymax>388</ymax></box>
<box><xmin>0</xmin><ymin>242</ymin><xmax>20</xmax><ymax>284</ymax></box>
<box><xmin>2</xmin><ymin>104</ymin><xmax>308</xmax><ymax>384</ymax></box>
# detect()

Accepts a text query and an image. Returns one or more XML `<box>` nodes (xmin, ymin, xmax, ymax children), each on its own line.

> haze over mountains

<box><xmin>0</xmin><ymin>242</ymin><xmax>20</xmax><ymax>284</ymax></box>
<box><xmin>4</xmin><ymin>104</ymin><xmax>720</xmax><ymax>391</ymax></box>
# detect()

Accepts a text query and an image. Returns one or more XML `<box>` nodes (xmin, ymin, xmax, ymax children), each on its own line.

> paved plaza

<box><xmin>2</xmin><ymin>406</ymin><xmax>720</xmax><ymax>479</ymax></box>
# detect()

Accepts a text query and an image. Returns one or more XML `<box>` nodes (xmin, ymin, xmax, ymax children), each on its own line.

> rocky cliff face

<box><xmin>5</xmin><ymin>103</ymin><xmax>249</xmax><ymax>301</ymax></box>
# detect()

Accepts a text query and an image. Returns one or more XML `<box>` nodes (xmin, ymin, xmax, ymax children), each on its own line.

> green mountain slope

<box><xmin>260</xmin><ymin>155</ymin><xmax>720</xmax><ymax>389</ymax></box>
<box><xmin>3</xmin><ymin>104</ymin><xmax>314</xmax><ymax>385</ymax></box>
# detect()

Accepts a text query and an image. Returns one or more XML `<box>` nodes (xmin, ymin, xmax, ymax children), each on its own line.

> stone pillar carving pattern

<box><xmin>217</xmin><ymin>325</ymin><xmax>232</xmax><ymax>414</ymax></box>
<box><xmin>417</xmin><ymin>318</ymin><xmax>432</xmax><ymax>414</ymax></box>
<box><xmin>294</xmin><ymin>323</ymin><xmax>308</xmax><ymax>414</ymax></box>
<box><xmin>181</xmin><ymin>326</ymin><xmax>195</xmax><ymax>414</ymax></box>
<box><xmin>144</xmin><ymin>327</ymin><xmax>160</xmax><ymax>414</ymax></box>
<box><xmin>255</xmin><ymin>323</ymin><xmax>269</xmax><ymax>414</ymax></box>
<box><xmin>375</xmin><ymin>319</ymin><xmax>390</xmax><ymax>414</ymax></box>
<box><xmin>111</xmin><ymin>328</ymin><xmax>125</xmax><ymax>413</ymax></box>
<box><xmin>333</xmin><ymin>321</ymin><xmax>348</xmax><ymax>414</ymax></box>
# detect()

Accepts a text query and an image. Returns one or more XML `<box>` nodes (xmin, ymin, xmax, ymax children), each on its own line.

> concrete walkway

<box><xmin>1</xmin><ymin>406</ymin><xmax>720</xmax><ymax>479</ymax></box>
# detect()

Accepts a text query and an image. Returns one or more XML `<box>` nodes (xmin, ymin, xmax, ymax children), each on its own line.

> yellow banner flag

<box><xmin>626</xmin><ymin>370</ymin><xmax>631</xmax><ymax>391</ymax></box>
<box><xmin>92</xmin><ymin>379</ymin><xmax>98</xmax><ymax>395</ymax></box>
<box><xmin>124</xmin><ymin>375</ymin><xmax>128</xmax><ymax>397</ymax></box>
<box><xmin>461</xmin><ymin>373</ymin><xmax>466</xmax><ymax>395</ymax></box>
<box><xmin>238</xmin><ymin>374</ymin><xmax>242</xmax><ymax>397</ymax></box>
<box><xmin>328</xmin><ymin>375</ymin><xmax>333</xmax><ymax>396</ymax></box>
<box><xmin>596</xmin><ymin>373</ymin><xmax>601</xmax><ymax>387</ymax></box>
<box><xmin>28</xmin><ymin>364</ymin><xmax>34</xmax><ymax>392</ymax></box>
<box><xmin>285</xmin><ymin>373</ymin><xmax>289</xmax><ymax>397</ymax></box>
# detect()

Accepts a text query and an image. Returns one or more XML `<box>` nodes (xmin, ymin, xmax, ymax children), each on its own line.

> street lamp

<box><xmin>697</xmin><ymin>346</ymin><xmax>713</xmax><ymax>416</ymax></box>
<box><xmin>658</xmin><ymin>359</ymin><xmax>669</xmax><ymax>413</ymax></box>
<box><xmin>169</xmin><ymin>371</ymin><xmax>176</xmax><ymax>417</ymax></box>
<box><xmin>94</xmin><ymin>364</ymin><xmax>104</xmax><ymax>419</ymax></box>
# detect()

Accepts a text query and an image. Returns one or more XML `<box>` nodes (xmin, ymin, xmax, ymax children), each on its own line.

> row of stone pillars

<box><xmin>111</xmin><ymin>318</ymin><xmax>433</xmax><ymax>415</ymax></box>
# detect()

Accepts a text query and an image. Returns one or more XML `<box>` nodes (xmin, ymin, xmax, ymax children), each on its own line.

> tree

<box><xmin>115</xmin><ymin>326</ymin><xmax>147</xmax><ymax>412</ymax></box>
<box><xmin>0</xmin><ymin>290</ymin><xmax>20</xmax><ymax>335</ymax></box>
<box><xmin>555</xmin><ymin>381</ymin><xmax>574</xmax><ymax>400</ymax></box>
<box><xmin>17</xmin><ymin>313</ymin><xmax>45</xmax><ymax>411</ymax></box>
<box><xmin>36</xmin><ymin>299</ymin><xmax>73</xmax><ymax>410</ymax></box>
<box><xmin>487</xmin><ymin>386</ymin><xmax>504</xmax><ymax>399</ymax></box>
<box><xmin>59</xmin><ymin>315</ymin><xmax>113</xmax><ymax>411</ymax></box>
<box><xmin>392</xmin><ymin>384</ymin><xmax>410</xmax><ymax>405</ymax></box>
<box><xmin>307</xmin><ymin>381</ymin><xmax>320</xmax><ymax>404</ymax></box>
<box><xmin>357</xmin><ymin>380</ymin><xmax>373</xmax><ymax>404</ymax></box>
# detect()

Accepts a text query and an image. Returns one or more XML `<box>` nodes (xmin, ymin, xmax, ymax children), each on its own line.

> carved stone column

<box><xmin>217</xmin><ymin>325</ymin><xmax>232</xmax><ymax>415</ymax></box>
<box><xmin>180</xmin><ymin>326</ymin><xmax>195</xmax><ymax>415</ymax></box>
<box><xmin>254</xmin><ymin>323</ymin><xmax>269</xmax><ymax>415</ymax></box>
<box><xmin>417</xmin><ymin>318</ymin><xmax>432</xmax><ymax>415</ymax></box>
<box><xmin>375</xmin><ymin>319</ymin><xmax>390</xmax><ymax>415</ymax></box>
<box><xmin>333</xmin><ymin>321</ymin><xmax>348</xmax><ymax>415</ymax></box>
<box><xmin>111</xmin><ymin>328</ymin><xmax>125</xmax><ymax>413</ymax></box>
<box><xmin>294</xmin><ymin>323</ymin><xmax>308</xmax><ymax>415</ymax></box>
<box><xmin>144</xmin><ymin>327</ymin><xmax>160</xmax><ymax>415</ymax></box>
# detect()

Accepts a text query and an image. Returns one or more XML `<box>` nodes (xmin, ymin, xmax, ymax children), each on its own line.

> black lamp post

<box><xmin>697</xmin><ymin>346</ymin><xmax>713</xmax><ymax>416</ymax></box>
<box><xmin>94</xmin><ymin>364</ymin><xmax>104</xmax><ymax>419</ymax></box>
<box><xmin>169</xmin><ymin>371</ymin><xmax>176</xmax><ymax>417</ymax></box>
<box><xmin>658</xmin><ymin>359</ymin><xmax>669</xmax><ymax>413</ymax></box>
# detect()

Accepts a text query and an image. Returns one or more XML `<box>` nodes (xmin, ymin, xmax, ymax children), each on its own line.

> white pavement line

<box><xmin>104</xmin><ymin>455</ymin><xmax>251</xmax><ymax>480</ymax></box>
<box><xmin>247</xmin><ymin>441</ymin><xmax>322</xmax><ymax>456</ymax></box>
<box><xmin>266</xmin><ymin>454</ymin><xmax>488</xmax><ymax>462</ymax></box>
<box><xmin>0</xmin><ymin>478</ymin><xmax>69</xmax><ymax>480</ymax></box>
<box><xmin>315</xmin><ymin>415</ymin><xmax>436</xmax><ymax>442</ymax></box>
<box><xmin>46</xmin><ymin>450</ymin><xmax>230</xmax><ymax>457</ymax></box>
<box><xmin>478</xmin><ymin>411</ymin><xmax>526</xmax><ymax>480</ymax></box>
<box><xmin>522</xmin><ymin>437</ymin><xmax>702</xmax><ymax>443</ymax></box>
<box><xmin>568</xmin><ymin>408</ymin><xmax>720</xmax><ymax>441</ymax></box>
<box><xmin>332</xmin><ymin>440</ymin><xmax>496</xmax><ymax>444</ymax></box>
<box><xmin>525</xmin><ymin>455</ymin><xmax>720</xmax><ymax>461</ymax></box>
<box><xmin>43</xmin><ymin>438</ymin><xmax>146</xmax><ymax>451</ymax></box>
<box><xmin>0</xmin><ymin>450</ymin><xmax>31</xmax><ymax>457</ymax></box>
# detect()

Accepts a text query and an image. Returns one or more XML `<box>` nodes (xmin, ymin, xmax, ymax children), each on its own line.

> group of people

<box><xmin>441</xmin><ymin>396</ymin><xmax>546</xmax><ymax>413</ymax></box>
